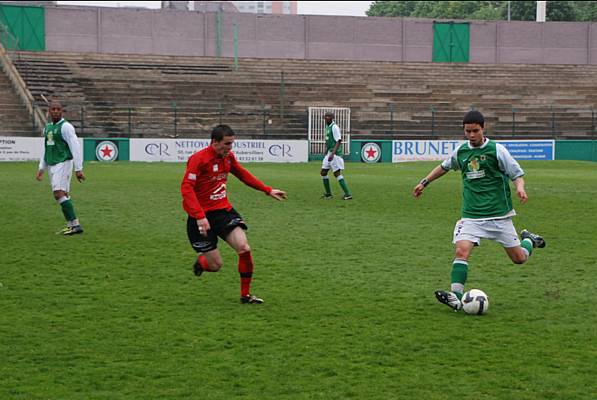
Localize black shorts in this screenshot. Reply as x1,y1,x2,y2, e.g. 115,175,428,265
187,208,248,253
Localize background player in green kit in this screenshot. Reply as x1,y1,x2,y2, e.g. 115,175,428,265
320,112,352,200
412,110,545,311
36,100,85,235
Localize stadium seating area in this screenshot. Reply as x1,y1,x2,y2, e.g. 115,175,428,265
4,50,597,139
0,68,35,135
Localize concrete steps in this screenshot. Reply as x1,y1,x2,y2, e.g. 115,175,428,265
0,70,37,135
7,50,597,139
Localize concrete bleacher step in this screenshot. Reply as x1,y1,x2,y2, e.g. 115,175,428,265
0,68,38,135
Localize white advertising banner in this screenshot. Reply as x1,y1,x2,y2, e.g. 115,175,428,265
130,138,309,163
392,139,556,162
392,140,465,162
0,137,43,161
0,137,85,162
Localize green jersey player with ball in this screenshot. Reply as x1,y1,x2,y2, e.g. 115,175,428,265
412,110,545,311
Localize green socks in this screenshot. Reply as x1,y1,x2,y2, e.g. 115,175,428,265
337,177,351,196
322,176,331,195
521,238,533,256
450,259,468,299
323,175,351,197
59,198,77,222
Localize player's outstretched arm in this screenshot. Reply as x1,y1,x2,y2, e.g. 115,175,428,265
268,189,287,201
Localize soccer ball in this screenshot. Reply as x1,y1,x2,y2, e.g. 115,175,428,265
462,289,489,315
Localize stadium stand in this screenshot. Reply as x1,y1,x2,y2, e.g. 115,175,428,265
0,68,32,135
4,50,597,139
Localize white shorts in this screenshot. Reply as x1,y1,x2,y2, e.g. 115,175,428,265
321,153,345,172
453,217,521,248
48,160,73,192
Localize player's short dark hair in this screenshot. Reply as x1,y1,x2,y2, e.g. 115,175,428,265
324,112,334,118
211,124,235,141
463,110,484,128
49,99,63,108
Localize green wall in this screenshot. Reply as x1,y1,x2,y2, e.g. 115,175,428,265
0,4,45,51
433,22,470,63
555,140,597,162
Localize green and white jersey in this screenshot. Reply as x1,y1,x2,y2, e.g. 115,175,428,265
38,118,83,170
441,138,524,220
325,122,342,155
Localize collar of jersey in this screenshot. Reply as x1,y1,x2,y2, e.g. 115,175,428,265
50,118,65,126
469,137,489,149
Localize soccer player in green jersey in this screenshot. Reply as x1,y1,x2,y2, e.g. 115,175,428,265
36,100,85,235
320,112,352,200
412,110,545,311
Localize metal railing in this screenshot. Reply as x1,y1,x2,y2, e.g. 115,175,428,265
24,100,597,141
356,104,597,139
34,101,291,139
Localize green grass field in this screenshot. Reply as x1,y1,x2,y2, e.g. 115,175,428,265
1,160,595,399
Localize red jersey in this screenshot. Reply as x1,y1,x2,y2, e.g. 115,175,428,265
181,145,272,219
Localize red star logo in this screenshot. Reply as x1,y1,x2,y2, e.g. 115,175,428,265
101,145,113,158
366,146,377,159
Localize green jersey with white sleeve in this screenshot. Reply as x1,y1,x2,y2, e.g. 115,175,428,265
39,118,83,171
441,138,524,219
325,122,342,155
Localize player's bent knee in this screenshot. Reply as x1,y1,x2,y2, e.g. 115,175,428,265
237,244,251,254
207,260,223,271
508,251,527,265
53,191,67,201
512,256,527,265
454,249,470,260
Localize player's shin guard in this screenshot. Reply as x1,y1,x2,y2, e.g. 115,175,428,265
336,175,351,196
521,238,533,257
238,251,254,297
450,259,468,300
58,196,77,222
322,176,331,196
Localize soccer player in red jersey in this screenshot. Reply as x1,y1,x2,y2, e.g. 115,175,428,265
181,125,287,304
